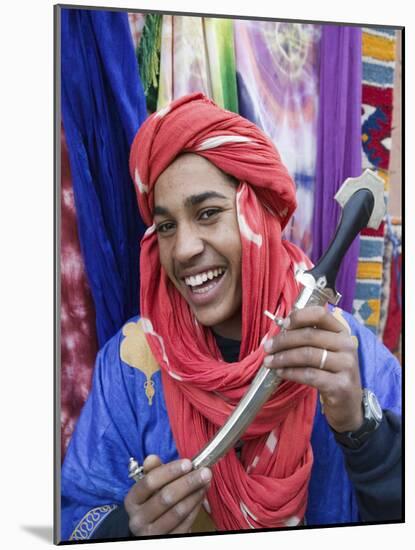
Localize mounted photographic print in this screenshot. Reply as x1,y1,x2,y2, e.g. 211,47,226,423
54,3,403,544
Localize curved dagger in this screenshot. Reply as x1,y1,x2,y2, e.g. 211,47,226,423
191,169,385,469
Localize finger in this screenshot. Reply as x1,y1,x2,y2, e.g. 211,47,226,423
284,306,347,334
143,467,211,523
125,458,193,509
169,500,204,534
148,487,206,536
273,364,333,392
128,467,211,532
266,327,355,355
265,347,354,374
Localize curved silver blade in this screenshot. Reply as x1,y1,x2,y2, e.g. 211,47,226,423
192,365,280,469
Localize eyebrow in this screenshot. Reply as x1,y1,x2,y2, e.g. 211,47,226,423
153,191,229,217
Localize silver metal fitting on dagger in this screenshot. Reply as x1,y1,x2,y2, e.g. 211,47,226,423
128,457,145,482
294,270,342,310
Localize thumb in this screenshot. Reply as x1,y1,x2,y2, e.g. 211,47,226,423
143,454,163,474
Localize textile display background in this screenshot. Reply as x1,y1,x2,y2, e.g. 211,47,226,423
234,21,320,257
60,9,148,456
380,219,402,359
60,11,402,460
128,12,145,49
311,25,363,313
60,125,98,456
139,16,364,311
352,28,397,334
157,16,239,112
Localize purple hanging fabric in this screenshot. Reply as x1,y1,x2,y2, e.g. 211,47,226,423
311,25,362,312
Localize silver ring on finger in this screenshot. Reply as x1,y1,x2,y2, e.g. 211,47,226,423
319,348,328,370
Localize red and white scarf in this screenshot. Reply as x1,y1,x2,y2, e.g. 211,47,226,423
129,93,317,530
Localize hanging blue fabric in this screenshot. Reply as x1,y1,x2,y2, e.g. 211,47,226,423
61,8,148,346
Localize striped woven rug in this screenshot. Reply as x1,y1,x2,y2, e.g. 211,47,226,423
352,28,397,334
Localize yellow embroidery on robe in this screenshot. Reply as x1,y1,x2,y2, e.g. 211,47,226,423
120,319,160,405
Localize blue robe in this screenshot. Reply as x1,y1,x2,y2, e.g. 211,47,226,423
60,309,401,540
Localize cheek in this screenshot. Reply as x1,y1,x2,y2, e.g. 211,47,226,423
217,229,242,286
228,223,242,272
157,241,173,276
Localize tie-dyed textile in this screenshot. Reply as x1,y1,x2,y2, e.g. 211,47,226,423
234,20,321,256
60,126,98,457
157,15,238,112
311,26,363,313
353,28,397,334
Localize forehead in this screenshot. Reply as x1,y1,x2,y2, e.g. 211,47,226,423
154,154,236,205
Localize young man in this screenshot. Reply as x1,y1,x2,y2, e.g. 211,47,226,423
61,93,401,541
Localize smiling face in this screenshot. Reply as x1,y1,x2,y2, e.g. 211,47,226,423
153,154,243,340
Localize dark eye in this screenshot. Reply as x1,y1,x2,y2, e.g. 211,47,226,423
199,208,220,220
156,221,175,234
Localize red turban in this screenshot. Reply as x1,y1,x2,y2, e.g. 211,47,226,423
129,93,317,530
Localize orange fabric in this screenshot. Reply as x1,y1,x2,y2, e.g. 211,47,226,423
129,93,317,530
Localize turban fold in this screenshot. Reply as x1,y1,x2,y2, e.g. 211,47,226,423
129,93,317,530
130,93,296,228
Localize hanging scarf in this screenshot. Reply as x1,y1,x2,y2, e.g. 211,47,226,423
129,92,317,530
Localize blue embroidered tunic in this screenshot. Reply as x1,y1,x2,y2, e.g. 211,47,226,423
60,309,401,541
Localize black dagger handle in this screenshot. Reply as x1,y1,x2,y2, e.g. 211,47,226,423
306,188,375,291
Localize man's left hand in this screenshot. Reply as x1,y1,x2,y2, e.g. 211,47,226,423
264,306,363,433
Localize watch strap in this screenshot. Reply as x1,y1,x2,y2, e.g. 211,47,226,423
331,389,383,449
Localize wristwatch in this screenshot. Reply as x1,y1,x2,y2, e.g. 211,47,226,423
332,389,383,449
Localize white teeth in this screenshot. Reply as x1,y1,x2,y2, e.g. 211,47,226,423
184,267,225,287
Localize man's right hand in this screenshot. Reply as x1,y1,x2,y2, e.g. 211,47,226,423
124,454,212,536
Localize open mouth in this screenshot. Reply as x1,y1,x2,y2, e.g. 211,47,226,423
184,267,226,294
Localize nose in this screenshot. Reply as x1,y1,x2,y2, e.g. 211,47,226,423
173,223,205,264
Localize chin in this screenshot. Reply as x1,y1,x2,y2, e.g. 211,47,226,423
193,308,227,328
195,305,242,340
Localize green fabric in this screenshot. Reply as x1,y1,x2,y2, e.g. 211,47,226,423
137,14,162,113
205,18,239,113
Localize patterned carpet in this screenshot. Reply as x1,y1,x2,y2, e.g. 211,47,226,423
352,28,397,335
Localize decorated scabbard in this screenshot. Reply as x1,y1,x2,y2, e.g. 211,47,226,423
191,169,385,470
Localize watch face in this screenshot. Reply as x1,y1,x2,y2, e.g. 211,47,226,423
367,390,383,422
